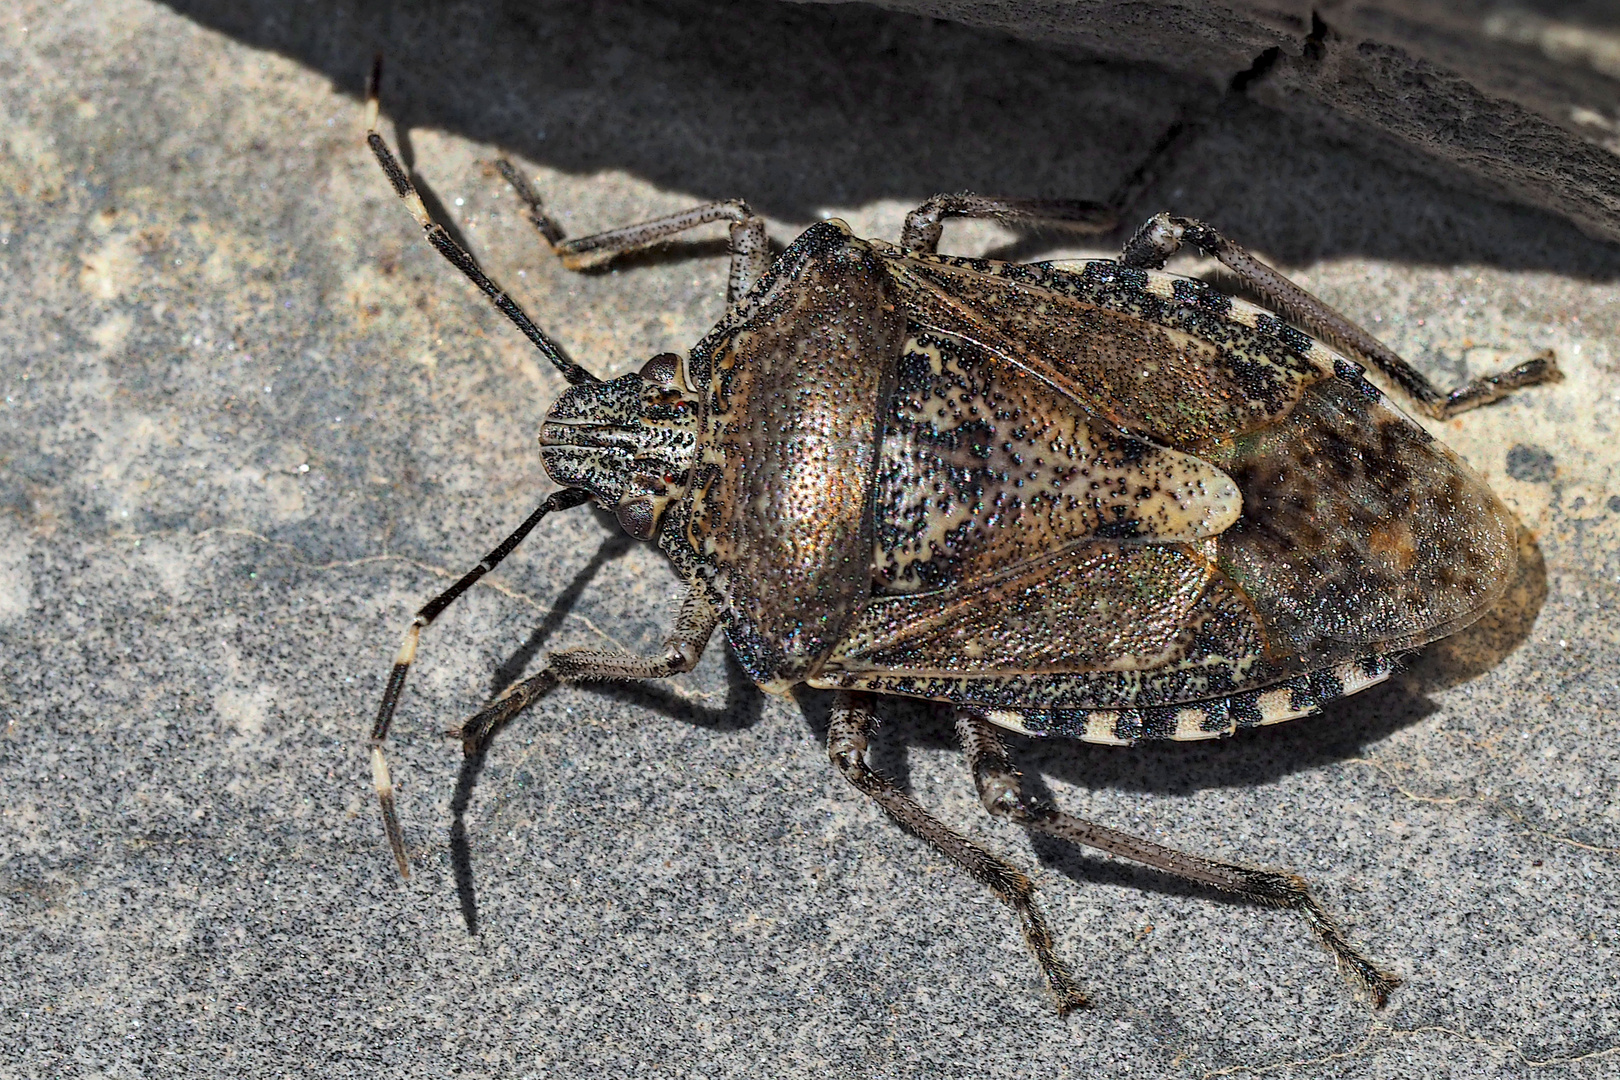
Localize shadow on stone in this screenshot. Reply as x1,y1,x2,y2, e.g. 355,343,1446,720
489,523,637,699
157,0,1620,279
450,736,492,934
576,650,765,734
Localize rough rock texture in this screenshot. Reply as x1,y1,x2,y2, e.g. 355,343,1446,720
812,0,1620,245
1,1,1617,1076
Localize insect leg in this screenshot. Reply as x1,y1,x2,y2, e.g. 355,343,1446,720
369,487,593,877
1117,212,1560,418
364,58,596,387
900,194,1115,255
452,584,720,753
955,712,1402,1007
494,160,768,305
898,104,1212,255
827,692,1089,1013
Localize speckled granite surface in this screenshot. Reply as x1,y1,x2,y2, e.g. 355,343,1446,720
1,2,1616,1076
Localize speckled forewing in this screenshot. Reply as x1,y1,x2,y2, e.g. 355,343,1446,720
811,250,1515,743
877,245,1341,450
833,542,1218,674
681,220,904,687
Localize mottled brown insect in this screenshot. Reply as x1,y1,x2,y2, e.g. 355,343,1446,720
361,71,1557,1012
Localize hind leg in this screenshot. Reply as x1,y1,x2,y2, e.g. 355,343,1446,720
956,711,1401,1006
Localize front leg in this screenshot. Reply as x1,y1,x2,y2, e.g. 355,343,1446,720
1119,212,1560,418
495,161,769,304
454,584,720,753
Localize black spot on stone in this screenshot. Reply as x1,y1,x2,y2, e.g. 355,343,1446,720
1505,444,1556,483
1608,495,1620,514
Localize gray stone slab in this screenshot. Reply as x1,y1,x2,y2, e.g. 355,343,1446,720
2,1,1617,1076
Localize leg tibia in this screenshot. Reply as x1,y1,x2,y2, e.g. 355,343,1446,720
1118,212,1560,419
901,193,1115,254
957,712,1401,1007
454,585,719,753
538,199,770,304
829,694,1089,1013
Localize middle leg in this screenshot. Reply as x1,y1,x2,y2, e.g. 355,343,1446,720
1118,212,1560,418
900,193,1116,255
896,110,1211,255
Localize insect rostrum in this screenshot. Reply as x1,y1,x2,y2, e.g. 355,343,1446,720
363,76,1557,1014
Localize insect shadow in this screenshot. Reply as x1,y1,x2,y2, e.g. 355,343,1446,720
1400,524,1549,694
454,514,1546,933
386,124,477,264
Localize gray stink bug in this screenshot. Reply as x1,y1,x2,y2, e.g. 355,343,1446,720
361,71,1558,1012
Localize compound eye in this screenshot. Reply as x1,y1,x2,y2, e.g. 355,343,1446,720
615,497,658,541
640,352,680,386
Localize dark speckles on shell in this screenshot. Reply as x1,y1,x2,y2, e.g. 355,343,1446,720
683,221,906,686
1199,697,1233,733
868,327,1242,595
1079,260,1149,292
1172,277,1233,317
972,655,1395,745
1140,706,1182,740
1334,356,1383,402
1295,666,1345,711
541,216,1516,744
878,246,1334,450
